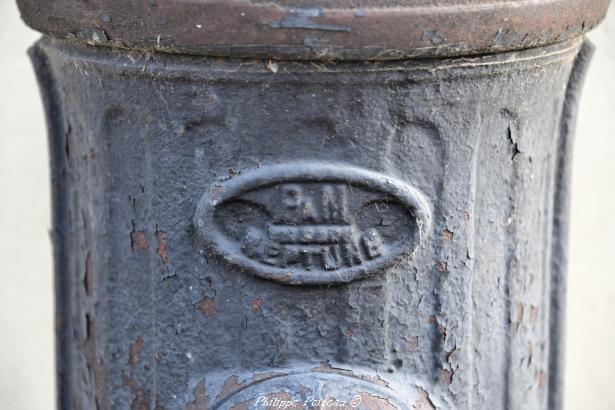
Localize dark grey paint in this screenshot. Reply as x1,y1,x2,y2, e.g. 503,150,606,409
30,36,590,409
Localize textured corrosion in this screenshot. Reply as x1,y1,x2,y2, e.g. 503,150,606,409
17,0,609,60
29,35,593,408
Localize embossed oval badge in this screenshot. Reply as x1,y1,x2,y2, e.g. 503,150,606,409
194,163,431,285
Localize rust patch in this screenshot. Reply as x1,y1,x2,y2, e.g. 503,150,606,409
538,370,546,390
196,297,217,316
84,315,109,409
84,315,96,367
529,305,538,322
445,347,457,363
413,388,436,410
364,375,391,388
428,315,446,336
123,373,151,410
270,273,293,283
311,362,390,389
442,229,454,241
299,385,314,398
156,231,169,265
129,337,145,369
251,298,263,313
441,369,453,384
527,342,534,367
94,358,109,410
230,392,292,410
186,379,210,410
217,376,247,402
358,392,398,410
55,312,64,333
346,327,353,337
512,302,524,332
131,228,149,251
84,251,94,295
266,391,293,406
436,261,448,272
409,336,419,351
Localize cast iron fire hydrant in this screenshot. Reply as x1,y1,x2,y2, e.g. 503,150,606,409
17,0,610,409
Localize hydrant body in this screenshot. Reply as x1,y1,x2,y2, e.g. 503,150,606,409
19,0,609,408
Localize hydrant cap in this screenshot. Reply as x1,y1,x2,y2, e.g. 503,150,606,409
17,0,611,60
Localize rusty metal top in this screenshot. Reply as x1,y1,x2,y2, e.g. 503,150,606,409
18,0,610,60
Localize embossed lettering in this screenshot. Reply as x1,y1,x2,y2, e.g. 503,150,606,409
195,163,432,284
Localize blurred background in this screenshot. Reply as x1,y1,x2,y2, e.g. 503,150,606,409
0,1,613,409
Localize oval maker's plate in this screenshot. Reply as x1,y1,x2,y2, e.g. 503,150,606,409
194,163,431,285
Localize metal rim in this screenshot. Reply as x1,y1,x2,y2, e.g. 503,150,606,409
17,0,610,60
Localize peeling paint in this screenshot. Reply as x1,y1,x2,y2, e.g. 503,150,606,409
218,376,247,402
358,391,398,410
413,387,436,410
76,28,109,45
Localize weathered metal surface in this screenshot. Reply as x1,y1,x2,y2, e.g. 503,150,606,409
30,34,592,408
18,0,610,60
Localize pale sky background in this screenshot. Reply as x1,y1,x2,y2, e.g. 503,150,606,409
0,1,613,409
